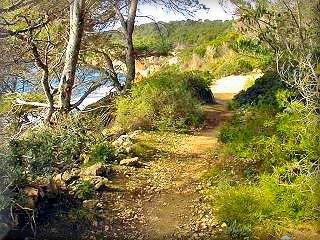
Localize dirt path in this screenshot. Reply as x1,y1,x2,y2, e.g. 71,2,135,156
94,77,249,239
96,102,232,240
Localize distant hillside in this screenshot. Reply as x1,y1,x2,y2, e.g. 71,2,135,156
133,19,233,55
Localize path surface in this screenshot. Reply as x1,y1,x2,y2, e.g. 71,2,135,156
95,75,250,239
99,104,231,240
34,75,253,240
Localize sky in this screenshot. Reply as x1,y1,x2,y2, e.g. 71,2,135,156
136,0,235,25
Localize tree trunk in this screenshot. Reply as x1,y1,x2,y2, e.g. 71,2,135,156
125,38,136,89
114,0,138,90
41,68,55,123
124,0,138,89
102,51,123,91
59,0,85,114
30,42,54,123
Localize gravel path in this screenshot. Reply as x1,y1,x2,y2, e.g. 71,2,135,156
84,77,248,240
93,103,232,240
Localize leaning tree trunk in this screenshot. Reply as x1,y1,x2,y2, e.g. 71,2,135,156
59,0,85,114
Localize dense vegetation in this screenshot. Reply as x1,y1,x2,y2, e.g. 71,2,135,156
206,74,319,239
1,0,320,239
116,70,213,132
134,19,233,55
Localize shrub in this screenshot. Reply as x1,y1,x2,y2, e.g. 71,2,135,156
89,142,115,164
219,101,319,173
210,174,318,237
0,92,47,130
9,116,100,181
207,74,320,238
115,70,210,132
74,181,95,199
233,73,299,109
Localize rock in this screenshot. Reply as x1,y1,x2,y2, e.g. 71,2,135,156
82,176,109,190
23,187,39,208
281,235,292,240
80,164,111,177
221,222,227,228
120,157,140,166
112,134,129,147
129,130,142,139
62,168,80,184
51,173,66,191
83,200,99,209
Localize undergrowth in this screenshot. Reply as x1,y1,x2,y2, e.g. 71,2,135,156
115,70,214,132
206,74,320,239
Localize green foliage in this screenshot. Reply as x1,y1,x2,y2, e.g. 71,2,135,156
134,20,233,54
115,70,211,132
208,53,261,79
233,73,299,109
209,31,239,47
74,181,95,199
9,116,99,180
89,142,115,164
0,154,16,211
226,221,252,240
210,174,318,238
220,99,318,173
207,74,320,238
0,92,46,117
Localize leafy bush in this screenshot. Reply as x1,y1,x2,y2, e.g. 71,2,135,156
74,181,95,199
0,92,47,130
233,73,299,109
219,101,319,173
207,75,320,238
9,116,100,180
210,174,318,238
89,142,115,164
115,70,211,132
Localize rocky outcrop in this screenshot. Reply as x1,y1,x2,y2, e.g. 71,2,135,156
50,164,111,197
49,130,144,197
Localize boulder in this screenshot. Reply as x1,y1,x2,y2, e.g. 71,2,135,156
51,173,66,191
120,157,140,166
62,168,80,184
50,169,80,194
